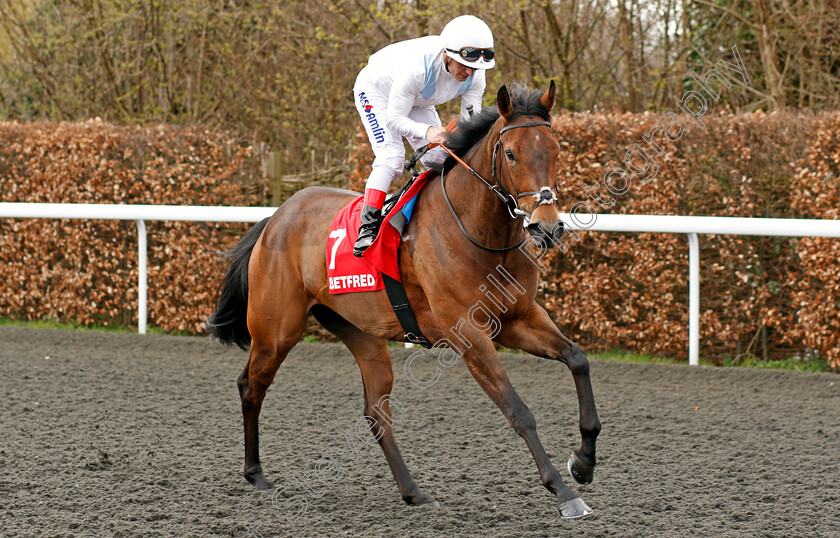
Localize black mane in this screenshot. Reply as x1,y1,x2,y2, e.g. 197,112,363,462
442,84,551,173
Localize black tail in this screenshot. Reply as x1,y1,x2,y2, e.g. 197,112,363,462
206,217,270,350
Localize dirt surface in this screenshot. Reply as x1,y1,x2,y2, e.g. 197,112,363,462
2,326,839,537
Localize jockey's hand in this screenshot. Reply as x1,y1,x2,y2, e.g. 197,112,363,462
426,126,448,145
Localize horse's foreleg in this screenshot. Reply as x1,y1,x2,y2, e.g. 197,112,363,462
459,335,593,518
496,304,601,486
355,343,439,507
311,305,438,507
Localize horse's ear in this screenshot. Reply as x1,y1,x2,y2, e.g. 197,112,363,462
540,80,556,112
497,85,513,119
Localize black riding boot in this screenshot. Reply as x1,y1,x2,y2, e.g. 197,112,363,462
353,204,382,257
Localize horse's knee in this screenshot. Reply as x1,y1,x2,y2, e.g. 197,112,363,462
368,370,394,398
508,402,537,437
360,413,393,445
564,344,590,376
364,392,392,418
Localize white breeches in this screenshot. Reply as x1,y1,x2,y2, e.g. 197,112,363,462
353,84,447,193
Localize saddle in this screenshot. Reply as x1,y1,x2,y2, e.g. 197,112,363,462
326,170,437,347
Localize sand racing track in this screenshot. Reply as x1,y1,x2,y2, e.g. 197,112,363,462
1,326,838,537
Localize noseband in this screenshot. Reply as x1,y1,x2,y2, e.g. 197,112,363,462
440,120,554,252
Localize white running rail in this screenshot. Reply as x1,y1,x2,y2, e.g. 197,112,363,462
0,203,275,338
2,202,839,365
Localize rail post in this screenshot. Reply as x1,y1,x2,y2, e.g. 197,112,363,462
136,219,147,334
688,233,700,366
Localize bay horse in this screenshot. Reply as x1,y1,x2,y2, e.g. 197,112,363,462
207,81,601,518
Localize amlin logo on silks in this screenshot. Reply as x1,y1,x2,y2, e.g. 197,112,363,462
358,92,385,143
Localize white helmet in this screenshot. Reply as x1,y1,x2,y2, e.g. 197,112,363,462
440,15,495,70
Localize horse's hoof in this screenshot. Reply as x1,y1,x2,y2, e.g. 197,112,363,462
567,452,594,485
404,491,439,508
245,468,274,491
558,497,594,519
254,478,274,491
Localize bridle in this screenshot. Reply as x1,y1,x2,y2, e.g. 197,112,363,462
440,120,558,252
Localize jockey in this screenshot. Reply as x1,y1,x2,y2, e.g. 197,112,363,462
352,15,496,256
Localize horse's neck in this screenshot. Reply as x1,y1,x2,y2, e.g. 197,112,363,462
443,131,523,250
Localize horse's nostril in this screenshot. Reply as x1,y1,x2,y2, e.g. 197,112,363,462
526,222,563,249
526,223,547,235
526,226,553,249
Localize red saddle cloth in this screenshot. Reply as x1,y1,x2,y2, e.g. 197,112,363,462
326,170,434,294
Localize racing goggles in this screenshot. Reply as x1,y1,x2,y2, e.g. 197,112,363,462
446,47,495,62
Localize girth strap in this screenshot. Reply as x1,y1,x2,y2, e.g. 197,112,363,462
382,274,433,348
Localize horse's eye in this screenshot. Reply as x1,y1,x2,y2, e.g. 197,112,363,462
505,149,515,161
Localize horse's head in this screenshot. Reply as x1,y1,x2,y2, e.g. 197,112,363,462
495,81,563,249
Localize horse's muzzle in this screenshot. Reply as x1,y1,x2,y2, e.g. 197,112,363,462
526,221,564,249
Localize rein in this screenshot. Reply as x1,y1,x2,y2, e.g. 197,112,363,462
439,120,553,252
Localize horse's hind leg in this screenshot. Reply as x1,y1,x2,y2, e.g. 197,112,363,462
239,287,309,490
310,305,438,507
